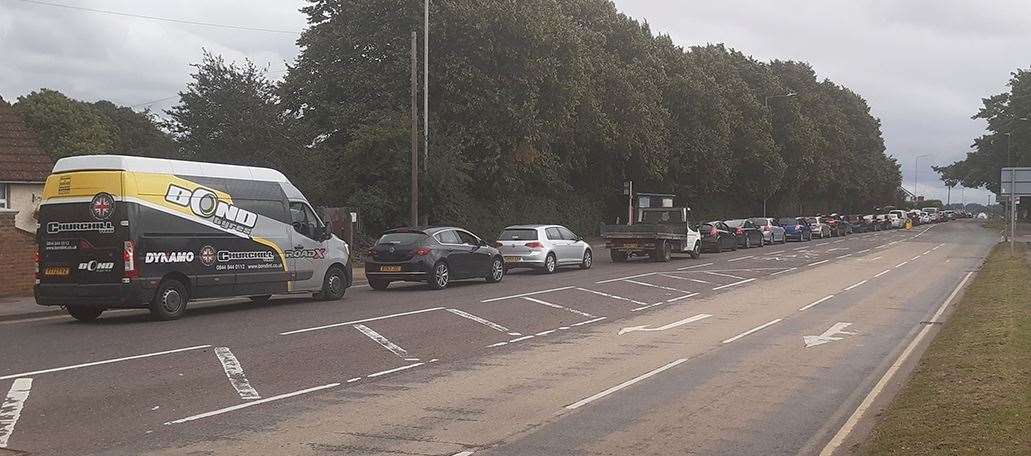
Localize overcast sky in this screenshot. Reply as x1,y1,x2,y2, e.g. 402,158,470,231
2,0,1026,205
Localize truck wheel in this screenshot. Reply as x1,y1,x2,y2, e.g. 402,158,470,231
689,241,700,259
652,241,672,262
610,250,628,263
67,306,103,322
150,279,188,321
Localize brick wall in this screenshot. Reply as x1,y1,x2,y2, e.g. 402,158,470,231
0,211,36,297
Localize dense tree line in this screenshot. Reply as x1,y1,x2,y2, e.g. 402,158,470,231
14,0,902,239
936,69,1031,197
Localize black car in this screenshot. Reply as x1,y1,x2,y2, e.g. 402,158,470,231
365,227,505,290
699,222,738,252
724,219,765,248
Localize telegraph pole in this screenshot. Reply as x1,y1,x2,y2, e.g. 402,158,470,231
410,32,419,226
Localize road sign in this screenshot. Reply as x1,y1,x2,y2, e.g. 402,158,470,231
803,322,857,348
1000,167,1031,196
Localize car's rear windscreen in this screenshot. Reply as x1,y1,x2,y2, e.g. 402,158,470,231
499,229,538,241
377,232,427,246
777,218,798,225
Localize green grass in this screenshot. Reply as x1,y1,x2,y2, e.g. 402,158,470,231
858,243,1031,455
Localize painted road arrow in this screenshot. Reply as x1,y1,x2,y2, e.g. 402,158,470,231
803,322,857,348
618,314,712,335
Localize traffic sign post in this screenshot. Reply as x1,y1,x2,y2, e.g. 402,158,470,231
1001,167,1031,254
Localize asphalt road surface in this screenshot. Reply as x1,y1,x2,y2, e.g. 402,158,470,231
0,220,995,455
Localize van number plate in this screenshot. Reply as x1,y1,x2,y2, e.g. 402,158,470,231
44,267,70,276
379,266,402,272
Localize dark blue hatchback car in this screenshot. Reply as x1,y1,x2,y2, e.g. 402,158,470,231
776,217,813,241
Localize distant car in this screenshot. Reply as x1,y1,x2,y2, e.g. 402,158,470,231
750,217,787,244
366,226,505,290
820,214,847,236
777,217,813,241
887,213,902,228
874,214,892,230
495,225,592,273
700,221,739,252
724,219,765,248
845,214,868,232
805,216,831,238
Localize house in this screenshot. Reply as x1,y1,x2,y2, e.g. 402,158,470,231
0,95,55,233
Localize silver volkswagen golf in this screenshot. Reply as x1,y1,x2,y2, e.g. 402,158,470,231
494,225,593,273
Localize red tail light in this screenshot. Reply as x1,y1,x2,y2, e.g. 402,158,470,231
123,240,138,279
525,241,544,250
763,225,771,231
735,228,744,236
414,247,431,256
795,225,803,231
33,246,40,280
709,227,718,237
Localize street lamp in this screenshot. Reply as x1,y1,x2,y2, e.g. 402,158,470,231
913,154,932,201
764,92,797,108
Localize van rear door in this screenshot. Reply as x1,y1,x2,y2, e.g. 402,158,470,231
37,171,128,286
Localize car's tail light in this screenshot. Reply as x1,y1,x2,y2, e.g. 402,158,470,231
735,228,744,236
795,224,803,231
525,241,544,250
493,241,503,248
414,247,431,256
709,227,718,237
123,240,138,279
763,225,770,231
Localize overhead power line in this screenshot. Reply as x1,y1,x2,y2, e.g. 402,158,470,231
10,0,300,35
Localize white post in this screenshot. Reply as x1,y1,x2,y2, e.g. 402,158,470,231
1011,169,1017,254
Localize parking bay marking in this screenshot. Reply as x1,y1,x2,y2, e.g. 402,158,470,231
280,307,446,335
623,279,692,294
712,278,756,291
676,262,715,271
481,286,574,302
354,324,415,360
213,347,260,400
702,271,746,280
0,344,212,380
618,313,712,335
575,287,650,306
165,382,341,425
0,378,32,448
727,255,754,262
658,274,710,284
522,297,595,318
769,267,798,276
447,308,520,336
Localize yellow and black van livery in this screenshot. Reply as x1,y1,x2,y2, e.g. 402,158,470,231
35,155,352,321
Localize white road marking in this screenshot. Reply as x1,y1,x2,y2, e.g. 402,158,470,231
624,279,691,294
0,345,211,380
799,295,835,311
165,383,340,425
658,273,709,284
767,250,786,254
535,330,556,336
856,249,871,254
481,286,574,302
367,361,426,378
676,262,715,271
595,272,658,284
453,451,476,456
803,322,857,348
922,249,933,255
618,313,711,335
0,378,32,448
522,297,595,318
570,317,607,326
813,242,831,247
446,309,515,334
843,280,868,291
910,255,921,261
354,324,411,359
630,302,664,312
932,242,945,250
346,377,361,383
280,307,445,335
565,358,688,410
721,319,782,344
213,347,260,400
769,267,797,276
727,255,754,262
819,272,974,456
712,278,756,291
508,335,534,343
665,292,700,303
793,246,811,251
874,269,891,278
836,253,853,259
895,261,909,268
575,287,649,306
808,259,830,267
870,256,883,261
703,271,746,280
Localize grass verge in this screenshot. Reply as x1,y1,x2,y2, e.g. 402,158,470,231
858,243,1031,455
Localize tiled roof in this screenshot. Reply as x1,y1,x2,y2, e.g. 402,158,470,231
0,96,55,182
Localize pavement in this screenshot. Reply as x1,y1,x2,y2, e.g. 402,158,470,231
0,220,996,455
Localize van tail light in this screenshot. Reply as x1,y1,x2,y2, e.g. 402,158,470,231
414,247,431,256
525,241,544,250
123,240,138,279
735,228,744,236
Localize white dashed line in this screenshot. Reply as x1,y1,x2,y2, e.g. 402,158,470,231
565,358,688,410
522,297,595,318
922,250,933,255
808,259,830,267
624,279,691,294
354,324,412,360
164,383,340,425
481,287,574,302
676,262,715,271
658,273,710,284
769,267,798,276
0,345,212,380
895,261,908,268
346,377,361,383
727,255,754,262
874,269,891,278
856,249,871,254
630,302,664,312
843,280,868,291
571,317,607,326
0,378,32,448
446,309,515,335
703,271,746,280
665,292,700,303
213,347,260,400
367,361,426,378
799,295,835,311
837,253,853,259
722,319,782,344
911,256,920,261
712,278,756,291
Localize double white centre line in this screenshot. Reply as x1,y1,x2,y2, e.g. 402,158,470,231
0,378,32,448
213,347,260,400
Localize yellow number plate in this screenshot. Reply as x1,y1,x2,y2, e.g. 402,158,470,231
379,266,402,272
622,243,638,249
44,267,70,276
503,256,521,262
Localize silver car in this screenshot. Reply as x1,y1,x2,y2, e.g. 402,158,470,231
750,217,787,244
495,225,593,273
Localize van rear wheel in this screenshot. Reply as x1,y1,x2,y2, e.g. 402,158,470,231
150,279,188,321
67,306,103,322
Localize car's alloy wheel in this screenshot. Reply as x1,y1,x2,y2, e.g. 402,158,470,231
580,250,593,269
430,262,450,289
544,253,557,273
487,257,504,283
